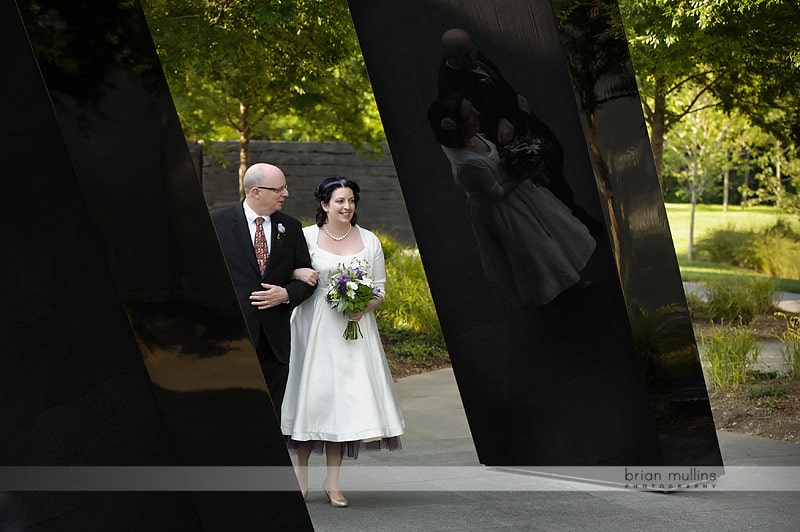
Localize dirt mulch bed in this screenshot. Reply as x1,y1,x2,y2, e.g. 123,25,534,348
708,378,800,444
385,350,451,381
691,313,788,339
693,315,800,444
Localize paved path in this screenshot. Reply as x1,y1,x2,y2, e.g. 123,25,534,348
304,369,800,531
304,285,800,530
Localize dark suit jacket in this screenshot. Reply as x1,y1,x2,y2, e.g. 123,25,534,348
438,53,575,207
211,203,315,364
438,53,525,144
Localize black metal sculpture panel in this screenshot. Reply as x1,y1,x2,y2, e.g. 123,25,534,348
347,0,722,467
1,0,311,528
554,0,722,465
0,0,724,525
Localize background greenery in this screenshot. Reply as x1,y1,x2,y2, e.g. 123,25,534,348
372,203,800,368
666,204,800,390
143,1,799,208
373,232,447,362
665,203,800,292
139,2,800,365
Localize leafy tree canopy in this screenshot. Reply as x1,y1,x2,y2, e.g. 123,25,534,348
621,0,800,145
691,0,800,145
142,0,384,148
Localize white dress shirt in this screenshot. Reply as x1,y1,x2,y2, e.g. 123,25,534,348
243,201,271,253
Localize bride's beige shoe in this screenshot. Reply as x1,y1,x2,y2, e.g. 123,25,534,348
323,481,349,508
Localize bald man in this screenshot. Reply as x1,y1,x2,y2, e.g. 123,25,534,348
438,28,599,232
438,28,526,146
211,163,316,419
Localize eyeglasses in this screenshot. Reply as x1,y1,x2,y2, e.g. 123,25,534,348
256,185,289,193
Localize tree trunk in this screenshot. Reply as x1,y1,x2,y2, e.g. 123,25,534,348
587,114,622,277
723,167,730,212
238,101,251,199
688,158,699,261
743,149,751,193
649,76,667,184
688,188,697,261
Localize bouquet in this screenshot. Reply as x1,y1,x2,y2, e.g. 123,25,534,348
498,134,551,186
325,259,383,340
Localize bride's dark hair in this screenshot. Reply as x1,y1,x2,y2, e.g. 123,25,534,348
427,92,466,148
314,176,360,227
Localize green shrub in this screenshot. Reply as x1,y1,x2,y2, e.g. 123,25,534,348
382,329,442,359
695,226,756,265
374,231,446,358
776,312,800,379
704,276,776,323
748,221,800,279
628,301,695,384
746,384,789,401
695,220,800,279
685,291,709,320
701,323,760,391
763,218,800,241
374,230,403,260
746,383,789,410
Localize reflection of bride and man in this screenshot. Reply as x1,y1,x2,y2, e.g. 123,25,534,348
429,28,597,307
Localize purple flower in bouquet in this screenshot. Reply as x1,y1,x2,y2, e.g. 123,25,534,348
336,275,349,293
326,259,382,340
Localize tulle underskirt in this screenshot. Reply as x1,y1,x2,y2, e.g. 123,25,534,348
285,436,402,460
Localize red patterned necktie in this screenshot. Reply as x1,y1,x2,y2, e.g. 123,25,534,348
254,216,269,275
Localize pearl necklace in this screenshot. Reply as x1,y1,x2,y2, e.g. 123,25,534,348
323,224,352,241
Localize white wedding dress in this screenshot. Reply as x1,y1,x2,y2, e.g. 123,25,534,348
280,225,404,457
441,135,596,307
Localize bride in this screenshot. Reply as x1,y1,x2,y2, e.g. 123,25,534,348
282,176,404,507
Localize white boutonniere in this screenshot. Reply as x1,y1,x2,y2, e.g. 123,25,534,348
277,223,286,240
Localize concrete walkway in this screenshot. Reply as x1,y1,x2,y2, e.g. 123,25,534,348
304,368,800,531
303,285,800,530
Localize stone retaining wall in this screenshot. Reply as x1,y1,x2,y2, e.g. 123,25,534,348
190,141,415,243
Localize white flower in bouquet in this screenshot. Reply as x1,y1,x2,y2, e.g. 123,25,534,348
326,259,383,340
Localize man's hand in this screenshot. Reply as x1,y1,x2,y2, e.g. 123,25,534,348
496,118,515,146
250,283,289,310
517,94,530,113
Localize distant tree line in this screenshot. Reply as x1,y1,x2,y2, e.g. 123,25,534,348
143,0,799,215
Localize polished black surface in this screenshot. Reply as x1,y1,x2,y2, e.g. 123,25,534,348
553,0,722,465
348,0,721,466
1,1,198,527
3,0,312,528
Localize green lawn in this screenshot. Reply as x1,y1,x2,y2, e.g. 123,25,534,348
664,203,800,292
